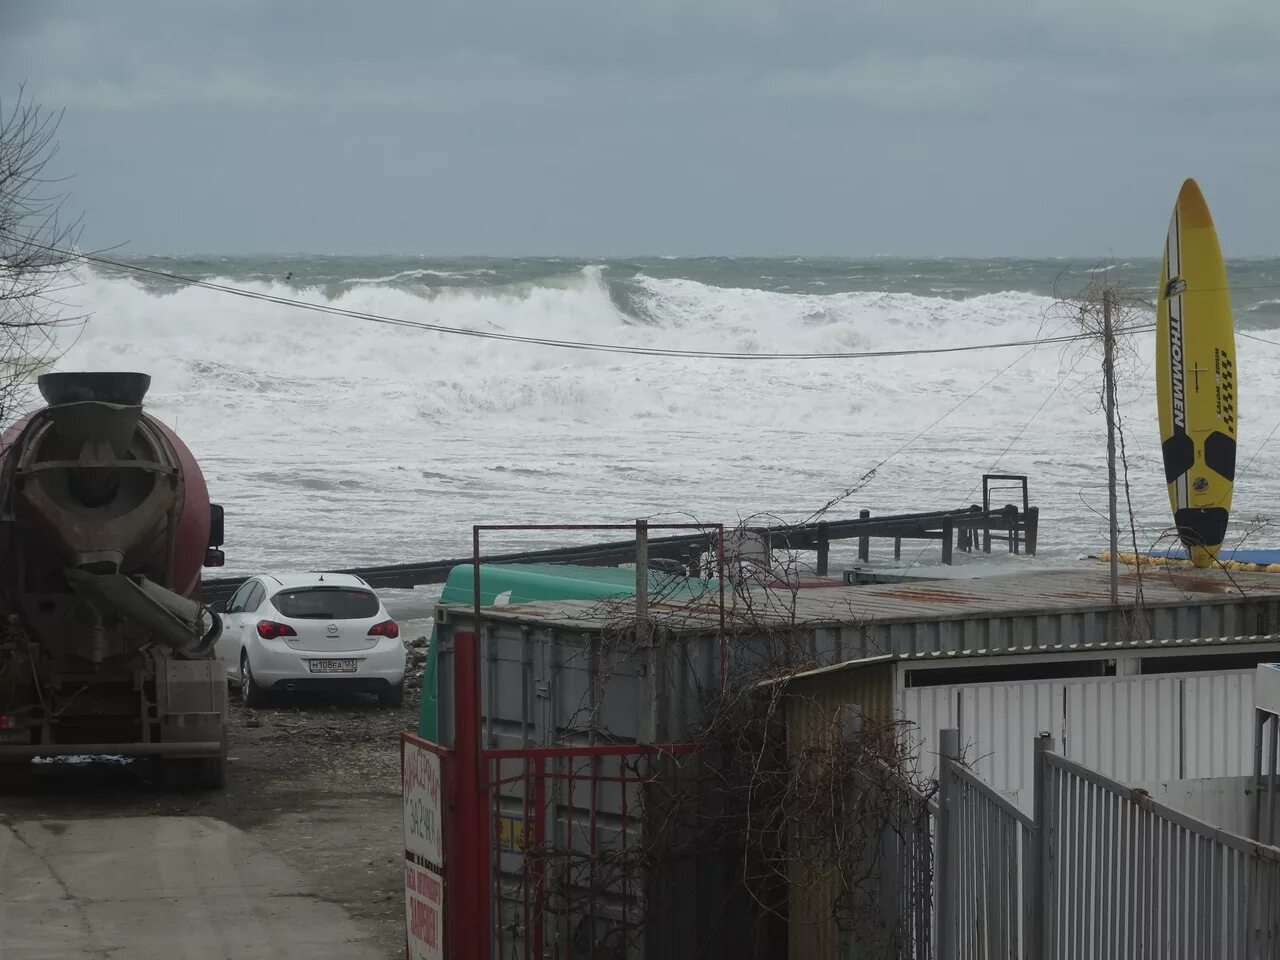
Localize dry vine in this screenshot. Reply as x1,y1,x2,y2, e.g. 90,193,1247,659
491,518,938,959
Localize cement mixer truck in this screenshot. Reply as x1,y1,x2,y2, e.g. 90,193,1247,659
0,372,229,789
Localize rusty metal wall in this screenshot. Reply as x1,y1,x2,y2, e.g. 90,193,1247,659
853,592,1280,659
783,662,897,960
451,571,1280,676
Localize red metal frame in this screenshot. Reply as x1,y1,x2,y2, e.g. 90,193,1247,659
423,624,709,959
487,743,703,960
422,522,725,959
452,629,490,960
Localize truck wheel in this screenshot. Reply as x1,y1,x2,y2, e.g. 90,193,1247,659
378,682,404,709
240,653,268,708
158,728,227,791
193,754,227,789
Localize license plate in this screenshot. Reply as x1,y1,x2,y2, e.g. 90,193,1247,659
308,659,358,674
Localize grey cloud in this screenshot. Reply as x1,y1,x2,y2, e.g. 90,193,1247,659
3,0,1278,254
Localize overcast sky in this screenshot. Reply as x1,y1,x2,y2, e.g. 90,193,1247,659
3,0,1278,257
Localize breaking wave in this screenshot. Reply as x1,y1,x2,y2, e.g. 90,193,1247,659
38,260,1280,576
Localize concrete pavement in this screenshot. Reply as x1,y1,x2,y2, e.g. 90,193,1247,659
0,815,387,960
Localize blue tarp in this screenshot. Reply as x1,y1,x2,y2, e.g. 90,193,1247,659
1147,546,1280,565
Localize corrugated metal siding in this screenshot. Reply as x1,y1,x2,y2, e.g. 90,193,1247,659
905,681,1060,810
1064,675,1181,782
902,685,958,781
785,662,894,960
461,570,1280,659
436,620,721,749
1184,671,1256,778
961,680,1061,807
901,668,1259,815
858,598,1280,659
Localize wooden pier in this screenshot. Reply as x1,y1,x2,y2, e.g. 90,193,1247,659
202,474,1038,606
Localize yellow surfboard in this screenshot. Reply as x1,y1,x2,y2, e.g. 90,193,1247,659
1156,179,1237,567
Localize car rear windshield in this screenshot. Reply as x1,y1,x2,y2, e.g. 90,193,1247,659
271,587,380,620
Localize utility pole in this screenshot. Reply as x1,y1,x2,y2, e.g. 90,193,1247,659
1103,290,1120,610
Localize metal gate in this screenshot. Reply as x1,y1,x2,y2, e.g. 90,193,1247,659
488,743,707,960
935,726,1280,959
404,630,715,960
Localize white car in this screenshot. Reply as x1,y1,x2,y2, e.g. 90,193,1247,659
214,572,406,708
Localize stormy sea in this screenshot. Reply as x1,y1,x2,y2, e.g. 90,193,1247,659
49,255,1280,607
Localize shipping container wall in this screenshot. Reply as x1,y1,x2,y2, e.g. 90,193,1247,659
435,619,722,749
435,618,738,960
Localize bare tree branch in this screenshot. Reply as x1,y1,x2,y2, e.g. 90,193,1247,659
0,84,85,425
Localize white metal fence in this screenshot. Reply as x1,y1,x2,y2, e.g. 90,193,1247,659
936,728,1036,960
1039,742,1280,959
932,727,1280,960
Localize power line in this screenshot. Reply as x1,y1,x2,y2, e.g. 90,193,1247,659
1240,416,1280,481
49,244,1155,363
1241,331,1280,348
804,317,1081,521
898,343,1090,572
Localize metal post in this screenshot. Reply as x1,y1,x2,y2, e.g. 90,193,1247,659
685,547,702,577
1268,713,1278,847
1033,733,1054,960
1025,506,1039,556
816,520,830,576
472,525,483,646
942,517,954,565
453,629,490,960
716,525,727,692
1253,709,1266,842
636,519,660,743
982,476,992,553
635,518,649,625
858,509,870,562
937,727,961,960
1103,290,1119,609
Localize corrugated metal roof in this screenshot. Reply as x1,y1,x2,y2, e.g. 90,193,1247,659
441,566,1280,632
756,632,1280,686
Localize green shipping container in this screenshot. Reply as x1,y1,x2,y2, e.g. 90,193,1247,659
418,563,715,740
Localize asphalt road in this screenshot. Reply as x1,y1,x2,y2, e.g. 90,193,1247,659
1,815,385,960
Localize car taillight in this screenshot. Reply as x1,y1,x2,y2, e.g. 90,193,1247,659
369,619,399,639
0,714,10,731
257,620,297,640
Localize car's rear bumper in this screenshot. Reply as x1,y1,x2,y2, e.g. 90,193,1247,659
248,637,406,688
262,676,397,694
